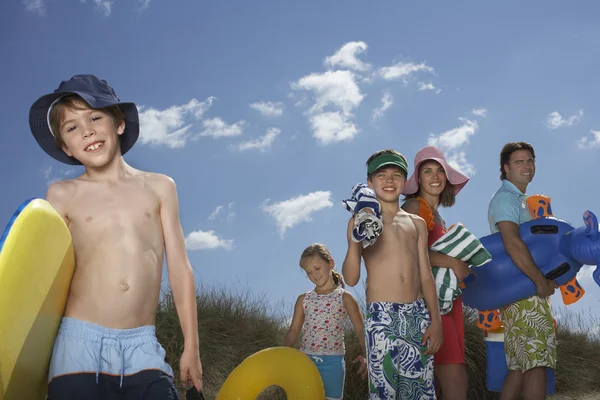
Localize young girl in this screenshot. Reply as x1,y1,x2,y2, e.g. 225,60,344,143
401,146,471,400
284,243,367,400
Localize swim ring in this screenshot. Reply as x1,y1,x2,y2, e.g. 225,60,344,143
216,346,325,400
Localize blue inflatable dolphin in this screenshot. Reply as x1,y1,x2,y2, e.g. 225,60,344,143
461,210,600,312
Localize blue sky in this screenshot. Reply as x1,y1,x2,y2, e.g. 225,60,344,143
1,1,599,333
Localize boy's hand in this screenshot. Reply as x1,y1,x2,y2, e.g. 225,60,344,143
180,347,203,392
422,321,443,355
352,355,368,378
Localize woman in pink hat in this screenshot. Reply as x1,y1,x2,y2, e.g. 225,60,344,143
401,145,471,400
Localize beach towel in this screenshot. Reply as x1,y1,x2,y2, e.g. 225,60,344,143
342,183,382,248
430,223,492,314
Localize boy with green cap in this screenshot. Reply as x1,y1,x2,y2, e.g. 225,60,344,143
28,74,202,399
342,149,443,399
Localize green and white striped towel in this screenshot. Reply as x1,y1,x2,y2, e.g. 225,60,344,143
430,223,492,315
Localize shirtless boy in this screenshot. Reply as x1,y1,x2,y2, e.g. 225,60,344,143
342,149,443,400
28,74,202,399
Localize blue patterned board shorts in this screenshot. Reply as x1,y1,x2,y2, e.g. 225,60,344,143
305,354,346,400
365,299,436,400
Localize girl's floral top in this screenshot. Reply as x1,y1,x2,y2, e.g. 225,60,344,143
299,286,347,356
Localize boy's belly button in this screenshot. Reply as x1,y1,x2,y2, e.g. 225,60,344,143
120,282,130,291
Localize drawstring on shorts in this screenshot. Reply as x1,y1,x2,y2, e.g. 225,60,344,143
96,335,125,387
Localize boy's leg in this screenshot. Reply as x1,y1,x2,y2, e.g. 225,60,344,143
365,302,397,399
48,373,118,400
122,370,181,400
500,295,556,400
365,301,436,400
119,327,180,399
405,299,436,400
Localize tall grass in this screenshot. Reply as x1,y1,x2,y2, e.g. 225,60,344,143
155,285,600,399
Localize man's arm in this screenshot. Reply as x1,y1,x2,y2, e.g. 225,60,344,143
155,174,202,390
342,216,362,286
283,295,305,347
496,221,554,291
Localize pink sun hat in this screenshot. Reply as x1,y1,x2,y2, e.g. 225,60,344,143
402,145,470,196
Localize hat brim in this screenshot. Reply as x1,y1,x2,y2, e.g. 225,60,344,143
28,91,139,166
402,156,470,196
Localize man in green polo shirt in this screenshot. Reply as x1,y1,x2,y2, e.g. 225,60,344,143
487,142,557,400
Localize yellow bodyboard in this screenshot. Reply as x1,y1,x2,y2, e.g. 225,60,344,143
0,198,75,400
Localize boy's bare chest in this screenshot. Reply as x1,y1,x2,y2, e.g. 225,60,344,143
67,184,160,232
367,214,417,251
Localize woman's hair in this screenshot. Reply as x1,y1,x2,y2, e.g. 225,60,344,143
299,243,345,288
403,160,456,207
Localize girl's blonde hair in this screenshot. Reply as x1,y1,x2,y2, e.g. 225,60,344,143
299,243,345,288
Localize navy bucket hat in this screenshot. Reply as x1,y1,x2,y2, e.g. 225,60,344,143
28,74,139,165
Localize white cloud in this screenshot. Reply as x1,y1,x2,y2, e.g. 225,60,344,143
372,91,393,120
576,130,600,149
576,265,596,281
226,202,235,222
262,191,333,236
208,203,236,222
545,110,583,129
95,0,112,15
446,151,476,176
80,0,112,16
309,112,358,144
42,166,77,185
200,117,245,138
292,70,364,143
417,81,441,94
138,98,214,148
428,118,479,150
208,206,224,220
22,0,45,15
379,62,434,81
136,0,150,12
292,70,364,115
324,41,372,72
42,166,53,180
237,128,280,152
249,101,284,117
472,107,488,117
185,230,233,251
